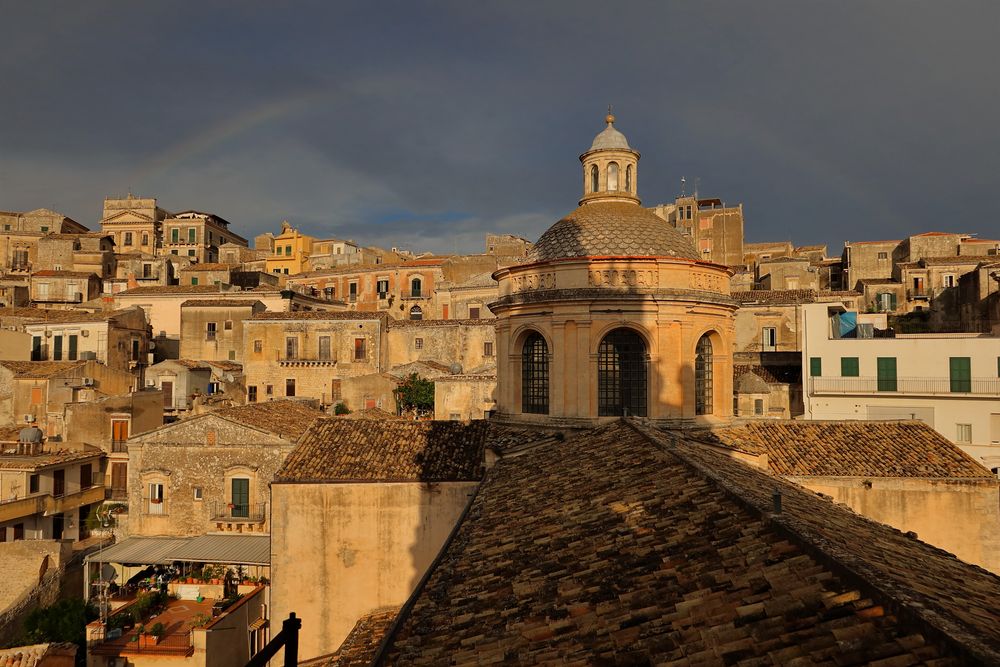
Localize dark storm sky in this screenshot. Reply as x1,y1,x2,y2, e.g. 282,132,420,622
2,1,998,256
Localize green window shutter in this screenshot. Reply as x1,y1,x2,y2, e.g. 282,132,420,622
68,335,78,361
810,357,822,377
950,357,971,393
841,357,859,377
191,277,199,286
876,357,897,391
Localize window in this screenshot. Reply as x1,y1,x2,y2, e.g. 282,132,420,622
285,336,298,360
53,469,65,497
753,399,764,416
29,474,39,494
124,232,133,246
376,279,389,297
171,228,179,243
193,487,203,501
950,357,971,393
224,320,233,331
265,384,273,396
469,306,481,319
695,334,714,415
318,336,332,360
956,423,973,443
228,350,236,360
142,263,152,278
206,322,217,340
31,336,41,361
188,249,196,257
607,162,619,190
521,333,549,414
142,232,149,246
625,165,633,192
53,335,63,361
761,327,776,352
253,339,263,353
409,306,423,320
877,251,888,260
331,379,342,401
231,478,250,518
598,328,647,417
188,228,196,243
590,164,599,193
285,245,292,255
877,292,897,312
348,282,358,302
68,334,78,361
414,337,423,350
81,463,93,488
943,274,956,288
148,482,165,514
841,357,859,377
876,357,897,391
810,357,822,377
40,226,48,233
484,341,494,357
285,378,296,396
354,337,366,361
410,277,422,297
191,277,199,286
686,205,692,219
13,524,23,541
247,386,257,403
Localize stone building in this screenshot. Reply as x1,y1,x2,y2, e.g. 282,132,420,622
742,240,794,272
958,259,1000,333
386,319,495,371
259,220,314,275
650,195,745,267
98,195,170,256
491,114,737,424
756,255,819,290
162,210,248,263
146,359,213,415
28,271,101,308
36,233,115,279
179,299,266,363
177,263,236,287
126,400,324,538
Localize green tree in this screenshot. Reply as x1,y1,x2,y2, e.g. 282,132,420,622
20,598,96,665
394,373,435,416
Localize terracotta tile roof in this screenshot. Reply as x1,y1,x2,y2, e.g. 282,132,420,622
688,421,992,478
302,607,399,666
155,359,210,370
917,256,983,266
795,244,826,252
379,421,1000,664
387,318,492,328
204,360,243,373
339,407,401,420
275,419,488,483
858,278,899,285
732,364,801,385
179,299,263,308
0,643,77,666
912,231,956,237
0,361,87,378
732,289,818,305
30,270,97,278
117,285,231,296
0,449,101,470
848,239,901,246
248,311,385,321
0,307,134,323
0,425,23,442
180,263,236,271
213,400,327,440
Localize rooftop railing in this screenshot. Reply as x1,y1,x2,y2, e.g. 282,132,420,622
809,376,1000,396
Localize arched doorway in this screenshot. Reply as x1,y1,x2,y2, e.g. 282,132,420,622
695,333,714,415
521,332,549,414
409,306,423,320
597,328,647,417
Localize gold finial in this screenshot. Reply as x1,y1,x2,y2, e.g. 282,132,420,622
605,104,615,125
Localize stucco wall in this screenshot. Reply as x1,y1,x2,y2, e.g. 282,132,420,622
270,481,477,660
792,476,1000,575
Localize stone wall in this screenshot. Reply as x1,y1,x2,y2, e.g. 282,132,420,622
386,321,495,372
0,540,73,646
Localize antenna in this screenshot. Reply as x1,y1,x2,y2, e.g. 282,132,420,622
680,176,686,197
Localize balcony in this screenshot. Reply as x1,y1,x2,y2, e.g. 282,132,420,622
277,355,337,368
111,440,129,454
209,501,266,523
907,288,932,300
143,498,167,516
0,494,45,523
401,292,429,300
809,376,1000,397
45,484,106,515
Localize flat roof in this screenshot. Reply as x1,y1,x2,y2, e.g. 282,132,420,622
86,534,271,566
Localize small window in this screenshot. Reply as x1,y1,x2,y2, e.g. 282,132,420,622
376,279,389,297
607,162,619,190
124,232,133,246
415,337,423,350
943,275,956,288
222,320,232,330
410,277,422,297
956,423,973,443
469,306,480,319
841,357,859,377
171,228,179,243
409,306,423,320
590,164,599,192
206,322,217,339
877,357,897,392
625,165,633,192
40,226,48,233
193,487,203,501
191,277,199,286
285,336,298,360
761,327,777,352
265,384,273,396
253,339,263,353
285,378,295,397
228,350,236,360
188,249,196,257
354,337,366,361
809,357,822,377
188,228,196,243
142,232,149,246
248,386,257,403
753,399,764,416
484,341,494,357
950,357,971,393
877,251,888,260
29,474,39,494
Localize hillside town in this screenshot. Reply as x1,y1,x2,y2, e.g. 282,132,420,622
0,112,999,665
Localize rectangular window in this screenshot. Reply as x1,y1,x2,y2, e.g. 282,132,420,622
31,386,43,405
484,341,494,357
354,337,366,361
253,339,263,353
376,279,389,297
469,306,481,319
950,357,972,393
265,384,273,396
877,251,888,260
31,336,42,361
809,357,822,377
191,277,199,286
124,232,133,246
331,379,342,400
956,423,973,443
231,478,250,518
142,263,152,278
171,228,179,243
349,283,358,302
187,249,195,257
876,357,897,392
414,337,423,350
81,463,93,488
285,378,295,397
193,487,203,501
188,228,196,243
224,320,233,330
753,399,764,415
762,327,777,352
247,386,257,403
840,357,859,377
319,336,331,360
13,524,23,541
943,275,955,288
285,245,292,256
52,335,63,361
206,322,217,340
53,469,65,497
67,334,78,361
29,474,39,494
285,337,298,360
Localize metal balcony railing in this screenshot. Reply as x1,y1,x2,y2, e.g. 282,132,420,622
210,501,266,522
111,440,129,454
143,497,167,515
809,376,1000,396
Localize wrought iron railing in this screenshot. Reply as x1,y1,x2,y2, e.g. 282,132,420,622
210,501,266,522
809,376,1000,396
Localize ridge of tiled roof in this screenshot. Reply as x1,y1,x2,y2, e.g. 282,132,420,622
732,289,817,305
387,318,493,328
379,421,1000,664
918,255,983,265
0,448,102,470
275,419,488,483
0,307,136,323
248,311,384,321
688,420,992,478
180,299,263,308
302,607,400,666
848,239,901,246
31,270,97,278
117,285,231,296
0,360,87,378
181,263,237,271
211,400,327,441
857,278,898,285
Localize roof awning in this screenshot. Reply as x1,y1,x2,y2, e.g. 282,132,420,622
165,534,271,566
85,537,191,565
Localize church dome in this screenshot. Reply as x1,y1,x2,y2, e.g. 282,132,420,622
528,201,700,263
589,121,631,151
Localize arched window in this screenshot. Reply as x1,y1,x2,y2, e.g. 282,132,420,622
409,306,423,321
598,328,647,417
607,162,620,191
695,334,714,415
410,277,422,297
521,333,549,414
625,165,633,192
590,164,599,193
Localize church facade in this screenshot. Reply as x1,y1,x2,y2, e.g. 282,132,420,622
490,114,737,424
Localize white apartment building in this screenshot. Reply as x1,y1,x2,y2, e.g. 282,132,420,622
801,303,1000,471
